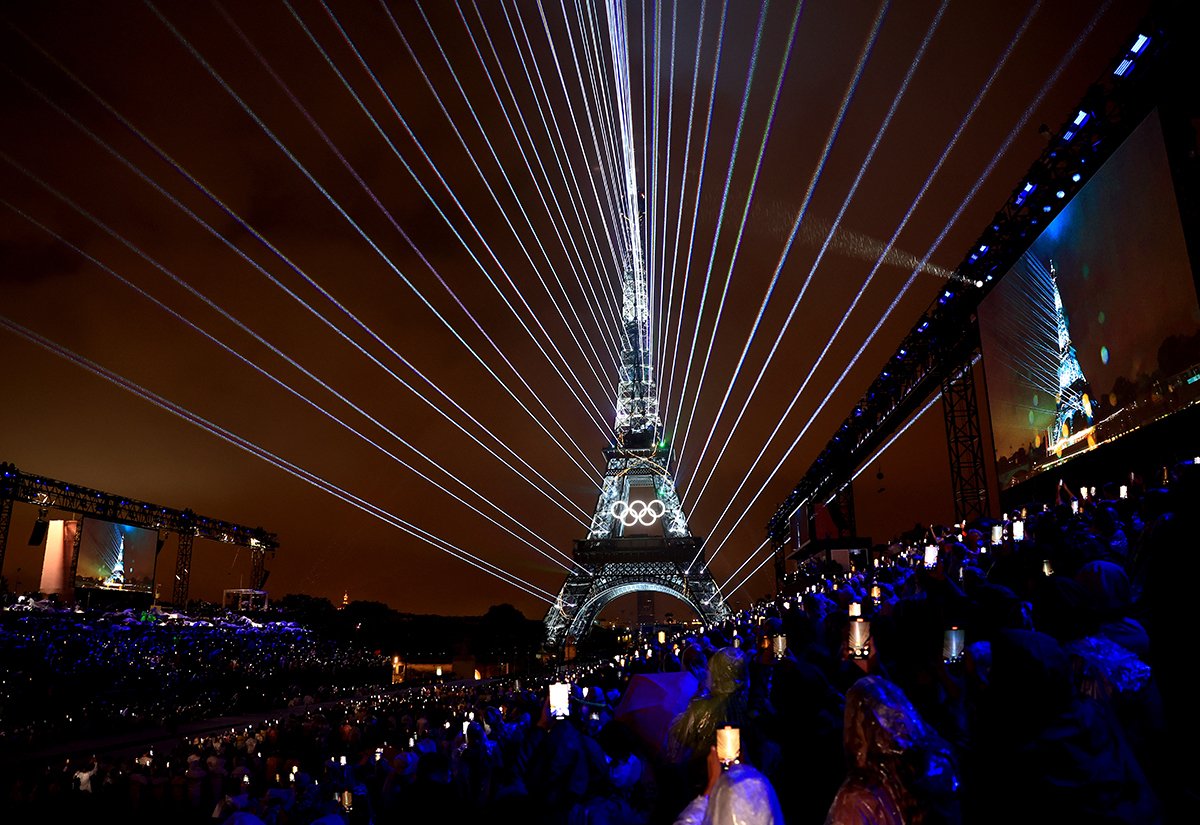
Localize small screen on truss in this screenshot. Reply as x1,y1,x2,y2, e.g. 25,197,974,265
74,518,158,593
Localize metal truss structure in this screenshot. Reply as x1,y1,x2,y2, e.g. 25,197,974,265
941,359,990,524
768,23,1166,548
0,462,277,604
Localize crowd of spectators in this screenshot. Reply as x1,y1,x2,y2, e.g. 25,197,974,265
3,464,1194,823
0,603,388,751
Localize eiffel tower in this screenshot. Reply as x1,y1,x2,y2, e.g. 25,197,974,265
543,212,730,648
1046,259,1095,455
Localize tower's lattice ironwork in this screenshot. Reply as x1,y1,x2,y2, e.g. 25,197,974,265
1047,260,1095,455
544,225,729,647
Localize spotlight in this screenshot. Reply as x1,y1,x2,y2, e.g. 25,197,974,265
1071,173,1082,183
1055,190,1066,199
1042,205,1052,212
1114,34,1150,77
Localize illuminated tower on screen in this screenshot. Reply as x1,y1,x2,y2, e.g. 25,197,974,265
543,3,728,647
1048,259,1095,455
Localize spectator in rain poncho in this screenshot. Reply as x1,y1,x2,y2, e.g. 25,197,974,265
967,630,1158,825
1075,560,1149,661
825,676,961,825
668,648,748,761
674,747,784,825
1031,575,1163,804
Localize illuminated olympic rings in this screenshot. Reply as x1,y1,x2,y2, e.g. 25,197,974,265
610,499,666,527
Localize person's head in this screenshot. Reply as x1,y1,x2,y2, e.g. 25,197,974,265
1074,560,1132,619
971,583,1031,639
1032,576,1096,642
681,643,707,677
705,648,745,697
843,677,933,771
703,762,783,825
1090,505,1120,537
978,629,1073,737
465,721,485,747
842,676,960,820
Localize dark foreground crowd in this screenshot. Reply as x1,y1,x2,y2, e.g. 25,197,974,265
3,465,1196,824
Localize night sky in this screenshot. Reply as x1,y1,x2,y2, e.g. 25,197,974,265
0,0,1153,619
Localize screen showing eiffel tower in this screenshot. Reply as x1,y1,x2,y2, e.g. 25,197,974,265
979,110,1200,490
73,518,158,594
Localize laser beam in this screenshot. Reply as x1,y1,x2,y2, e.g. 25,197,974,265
707,0,1111,572
686,0,945,510
144,0,605,483
0,315,559,604
0,51,594,524
0,186,583,575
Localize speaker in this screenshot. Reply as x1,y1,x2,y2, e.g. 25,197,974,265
27,519,48,546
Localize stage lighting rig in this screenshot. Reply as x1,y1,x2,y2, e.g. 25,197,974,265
0,461,278,604
768,17,1171,548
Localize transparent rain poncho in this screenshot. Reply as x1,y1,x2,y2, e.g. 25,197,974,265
674,763,784,825
825,676,960,825
668,647,747,760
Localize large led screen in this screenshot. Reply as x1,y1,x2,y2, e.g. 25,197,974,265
980,111,1200,490
73,518,158,593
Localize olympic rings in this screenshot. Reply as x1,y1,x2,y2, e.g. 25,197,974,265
610,499,666,527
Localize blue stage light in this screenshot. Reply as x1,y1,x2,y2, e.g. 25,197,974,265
1131,34,1150,55
1073,110,1090,127
1072,172,1082,182
1056,189,1065,198
1042,205,1052,212
1015,182,1035,206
